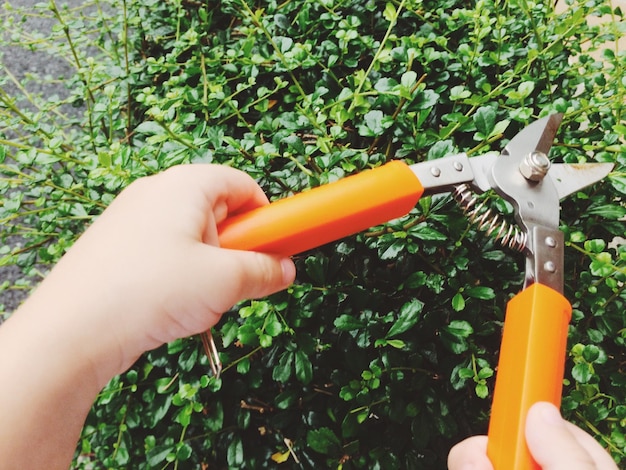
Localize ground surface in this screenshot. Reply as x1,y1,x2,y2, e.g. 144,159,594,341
0,0,81,313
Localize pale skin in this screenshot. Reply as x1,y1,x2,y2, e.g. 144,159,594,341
0,165,296,469
449,404,618,470
0,165,617,469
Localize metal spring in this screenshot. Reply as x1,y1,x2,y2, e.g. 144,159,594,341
452,184,527,252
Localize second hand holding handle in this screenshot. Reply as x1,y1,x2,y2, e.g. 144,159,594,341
218,161,424,256
487,283,572,470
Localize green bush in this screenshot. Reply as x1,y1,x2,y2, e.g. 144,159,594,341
1,0,625,468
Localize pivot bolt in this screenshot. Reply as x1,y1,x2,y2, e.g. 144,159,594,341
519,151,551,182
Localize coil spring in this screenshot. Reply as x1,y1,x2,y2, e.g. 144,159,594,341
452,184,527,252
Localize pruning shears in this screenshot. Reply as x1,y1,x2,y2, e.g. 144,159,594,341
214,114,613,470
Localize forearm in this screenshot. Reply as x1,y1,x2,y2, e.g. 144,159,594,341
0,296,105,469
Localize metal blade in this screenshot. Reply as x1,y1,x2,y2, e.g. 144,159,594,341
408,151,499,195
504,113,564,158
549,162,615,200
467,151,499,193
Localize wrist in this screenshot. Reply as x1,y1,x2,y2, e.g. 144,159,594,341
0,301,106,468
15,273,135,390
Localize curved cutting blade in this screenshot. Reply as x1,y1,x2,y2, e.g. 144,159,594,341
549,162,615,200
503,113,563,157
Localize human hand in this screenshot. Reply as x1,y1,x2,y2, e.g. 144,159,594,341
447,402,618,470
524,402,618,470
20,164,296,386
0,164,296,468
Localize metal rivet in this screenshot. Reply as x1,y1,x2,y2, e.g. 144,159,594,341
545,236,557,248
544,261,556,273
453,161,464,172
431,167,441,177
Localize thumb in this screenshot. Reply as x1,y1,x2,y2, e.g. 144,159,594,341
447,435,493,470
525,402,596,470
205,248,296,312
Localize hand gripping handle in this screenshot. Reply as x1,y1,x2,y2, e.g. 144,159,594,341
487,283,572,470
218,161,424,256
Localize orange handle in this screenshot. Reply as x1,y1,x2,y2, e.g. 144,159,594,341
218,161,424,256
487,283,572,470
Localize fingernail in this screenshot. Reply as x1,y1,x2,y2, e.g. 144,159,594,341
537,402,563,425
281,258,296,285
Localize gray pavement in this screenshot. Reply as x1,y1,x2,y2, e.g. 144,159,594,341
0,0,81,313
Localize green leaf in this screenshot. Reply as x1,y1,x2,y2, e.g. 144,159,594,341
405,271,427,288
458,367,474,379
584,239,606,253
473,107,496,136
237,324,259,346
221,320,239,348
273,352,293,383
239,300,270,318
465,286,495,300
145,394,172,428
258,333,273,348
294,350,313,384
387,299,424,338
609,175,626,194
227,435,244,467
582,345,600,363
413,89,440,110
305,255,329,284
490,119,510,137
572,363,593,384
451,293,465,312
475,382,489,399
176,442,193,461
506,81,535,101
446,320,473,338
590,252,613,277
450,85,471,101
378,238,405,260
400,71,417,89
236,357,250,374
384,339,406,349
477,367,494,379
441,320,473,354
146,444,174,467
482,250,506,261
427,140,455,160
587,329,604,343
613,123,626,136
334,314,366,331
357,110,393,136
307,427,341,455
410,222,447,241
135,121,164,135
155,377,175,394
383,2,396,22
275,390,298,410
264,312,283,336
587,204,626,220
